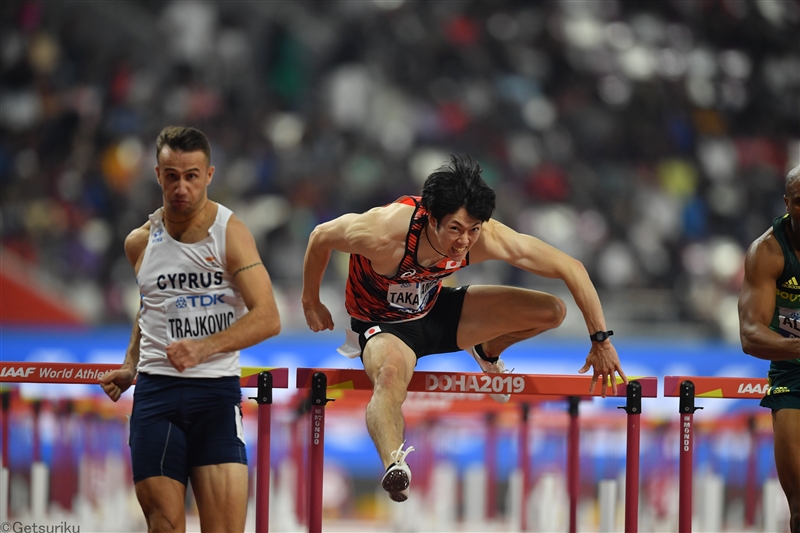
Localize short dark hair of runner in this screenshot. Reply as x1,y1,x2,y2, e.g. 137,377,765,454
422,154,496,222
156,126,211,164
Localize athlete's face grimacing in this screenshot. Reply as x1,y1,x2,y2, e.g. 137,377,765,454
156,147,214,217
432,207,482,260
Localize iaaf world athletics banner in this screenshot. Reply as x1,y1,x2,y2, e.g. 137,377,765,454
0,326,769,406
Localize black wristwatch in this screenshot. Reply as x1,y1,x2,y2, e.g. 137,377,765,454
589,330,614,342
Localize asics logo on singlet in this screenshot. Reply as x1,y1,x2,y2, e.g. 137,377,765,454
399,268,452,280
152,229,163,243
781,276,800,289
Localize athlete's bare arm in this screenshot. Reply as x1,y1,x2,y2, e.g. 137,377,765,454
167,215,282,372
302,204,412,331
739,230,800,359
471,219,627,392
99,223,150,400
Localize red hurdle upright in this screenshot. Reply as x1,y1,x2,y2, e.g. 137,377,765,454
296,368,657,533
567,396,580,533
519,402,532,531
307,372,332,533
620,380,644,533
0,362,288,533
1,390,9,472
247,370,284,533
663,375,770,533
485,412,498,520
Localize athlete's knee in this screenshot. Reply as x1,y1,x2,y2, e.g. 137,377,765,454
544,295,567,328
371,363,408,397
135,480,186,533
140,504,184,533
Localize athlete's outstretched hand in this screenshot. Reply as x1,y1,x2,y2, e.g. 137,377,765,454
303,300,334,332
99,365,136,402
167,339,207,372
578,341,627,397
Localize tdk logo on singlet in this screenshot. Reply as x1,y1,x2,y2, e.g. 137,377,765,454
152,229,163,243
157,272,224,290
175,294,227,308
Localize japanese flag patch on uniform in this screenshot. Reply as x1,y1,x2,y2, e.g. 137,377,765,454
365,326,382,339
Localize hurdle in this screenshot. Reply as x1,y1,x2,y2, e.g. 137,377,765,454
0,362,288,533
663,375,771,533
296,368,657,533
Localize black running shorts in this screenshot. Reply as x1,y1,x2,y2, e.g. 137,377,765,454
351,285,468,360
760,361,800,411
129,373,247,485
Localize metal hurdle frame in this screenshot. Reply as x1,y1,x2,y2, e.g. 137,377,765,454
663,375,771,533
0,362,288,533
296,368,657,533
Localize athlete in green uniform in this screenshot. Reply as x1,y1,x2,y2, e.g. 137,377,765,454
739,164,800,533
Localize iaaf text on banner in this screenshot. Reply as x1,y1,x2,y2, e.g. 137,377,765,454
0,362,115,383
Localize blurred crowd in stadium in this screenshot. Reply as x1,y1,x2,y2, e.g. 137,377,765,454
1,0,798,339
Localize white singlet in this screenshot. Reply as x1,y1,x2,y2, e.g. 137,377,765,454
136,204,247,378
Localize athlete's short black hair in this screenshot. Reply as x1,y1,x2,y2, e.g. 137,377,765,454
421,154,496,222
156,126,211,164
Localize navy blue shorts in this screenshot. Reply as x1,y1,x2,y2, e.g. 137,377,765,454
351,285,468,360
129,373,247,485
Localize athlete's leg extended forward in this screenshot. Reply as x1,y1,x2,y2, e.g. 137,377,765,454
457,285,566,359
362,333,417,502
